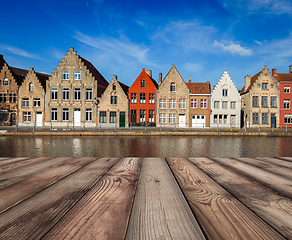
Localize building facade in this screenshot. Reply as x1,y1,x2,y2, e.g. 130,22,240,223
98,75,129,128
128,69,158,126
45,48,108,128
210,71,241,128
157,65,190,127
272,66,292,128
240,65,279,128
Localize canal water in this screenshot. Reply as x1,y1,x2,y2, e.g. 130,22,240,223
0,136,291,158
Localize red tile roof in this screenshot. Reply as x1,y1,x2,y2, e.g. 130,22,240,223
274,73,292,82
186,82,211,94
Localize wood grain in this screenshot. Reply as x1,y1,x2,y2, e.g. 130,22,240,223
125,158,205,240
255,157,292,169
0,157,51,172
166,157,284,240
0,157,119,240
43,157,143,240
189,157,292,239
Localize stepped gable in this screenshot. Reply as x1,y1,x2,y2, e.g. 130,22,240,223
186,82,211,94
240,71,261,94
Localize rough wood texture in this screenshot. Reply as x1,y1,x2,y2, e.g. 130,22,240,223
43,157,142,240
0,157,119,240
166,157,284,240
189,157,292,239
125,158,205,240
256,157,292,169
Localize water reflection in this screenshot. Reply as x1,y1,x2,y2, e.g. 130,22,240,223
0,136,291,158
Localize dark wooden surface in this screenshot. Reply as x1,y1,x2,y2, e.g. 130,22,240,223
0,157,292,239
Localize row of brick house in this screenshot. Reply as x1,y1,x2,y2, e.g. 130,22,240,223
1,48,292,128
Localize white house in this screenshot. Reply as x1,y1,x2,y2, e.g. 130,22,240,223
210,71,241,128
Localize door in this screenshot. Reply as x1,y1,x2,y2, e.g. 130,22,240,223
74,108,81,126
119,112,125,128
230,115,236,128
179,114,186,128
192,115,205,128
36,112,43,127
271,113,276,128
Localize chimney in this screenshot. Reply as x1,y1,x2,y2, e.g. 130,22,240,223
289,64,292,73
244,75,251,92
272,68,276,76
146,70,152,78
159,73,162,85
113,75,117,80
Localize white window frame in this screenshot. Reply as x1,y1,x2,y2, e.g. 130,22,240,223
86,108,92,121
179,99,186,109
33,98,41,108
169,99,176,109
230,101,236,109
86,88,92,101
3,78,9,86
159,113,166,124
201,99,207,109
149,110,154,123
110,111,116,123
74,88,81,101
51,108,58,121
284,99,290,109
29,82,34,91
140,93,146,104
131,93,137,103
51,87,58,100
140,110,146,122
22,98,29,108
191,99,197,109
170,82,176,92
63,88,69,101
169,113,176,124
149,93,155,104
222,101,228,109
214,101,220,109
159,99,166,109
23,111,31,122
74,70,81,80
62,108,69,121
284,86,290,93
63,70,69,80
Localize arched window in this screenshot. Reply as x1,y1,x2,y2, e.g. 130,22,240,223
170,82,176,92
3,78,8,86
29,82,34,91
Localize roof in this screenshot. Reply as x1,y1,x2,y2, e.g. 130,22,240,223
274,73,292,82
240,71,261,94
186,82,211,94
118,81,129,95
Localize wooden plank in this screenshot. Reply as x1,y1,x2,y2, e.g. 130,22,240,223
0,157,74,189
0,157,98,214
279,157,292,162
0,157,49,172
0,157,28,165
125,158,205,240
0,157,119,240
213,157,292,199
255,157,292,169
190,157,292,239
166,157,284,240
43,157,143,240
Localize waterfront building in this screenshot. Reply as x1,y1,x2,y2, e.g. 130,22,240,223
128,68,158,126
45,48,108,128
186,79,211,128
240,65,279,128
210,71,241,128
157,65,190,128
272,65,292,128
98,75,129,128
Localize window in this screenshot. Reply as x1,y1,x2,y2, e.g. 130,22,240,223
270,96,277,108
219,115,222,123
140,110,146,122
170,82,176,92
4,78,9,86
9,93,16,103
23,112,31,122
284,86,290,93
284,99,290,109
262,96,268,107
169,99,176,109
214,101,220,109
74,71,81,80
140,93,146,104
51,87,58,100
262,83,268,90
33,98,41,107
179,99,186,109
252,113,259,124
230,101,236,109
100,111,106,123
131,93,137,103
63,88,69,101
149,110,154,123
63,70,69,80
29,82,34,91
62,108,69,121
159,99,166,109
141,79,145,88
51,108,58,121
262,113,268,124
222,101,228,109
74,88,81,101
149,93,155,104
169,113,176,124
222,89,228,96
110,112,116,123
284,114,292,124
159,113,166,123
252,96,259,107
113,84,116,90
111,96,117,104
201,99,207,109
86,88,92,101
224,115,228,123
214,115,218,123
191,99,197,108
22,98,29,107
86,108,92,121
0,93,7,103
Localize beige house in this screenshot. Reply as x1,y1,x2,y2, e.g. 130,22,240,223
240,65,279,128
45,48,108,128
98,75,129,128
157,65,190,127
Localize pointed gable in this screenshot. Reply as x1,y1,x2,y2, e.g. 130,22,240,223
160,64,188,89
130,68,158,90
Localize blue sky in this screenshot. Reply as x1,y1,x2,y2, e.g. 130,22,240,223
1,0,292,90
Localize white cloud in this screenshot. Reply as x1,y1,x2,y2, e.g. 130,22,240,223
213,40,253,56
0,44,43,60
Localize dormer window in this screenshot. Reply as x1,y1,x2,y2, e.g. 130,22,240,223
29,82,34,91
4,78,8,86
170,82,176,92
